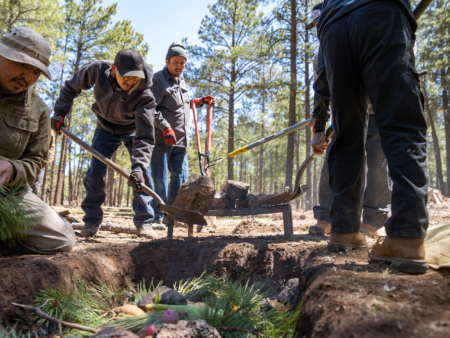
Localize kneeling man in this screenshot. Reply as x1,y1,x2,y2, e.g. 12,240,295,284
0,27,75,254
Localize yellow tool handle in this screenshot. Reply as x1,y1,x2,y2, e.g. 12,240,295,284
228,146,248,158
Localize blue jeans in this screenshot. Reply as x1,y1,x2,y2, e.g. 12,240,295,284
81,129,155,227
313,115,391,229
150,142,188,223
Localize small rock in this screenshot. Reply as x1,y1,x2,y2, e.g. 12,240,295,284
93,328,138,338
153,320,220,338
137,286,187,311
211,192,227,210
172,177,215,214
236,194,255,209
277,278,300,307
37,328,48,336
222,180,250,200
184,287,210,303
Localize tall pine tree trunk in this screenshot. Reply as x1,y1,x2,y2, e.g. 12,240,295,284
285,0,297,190
49,135,58,206
424,82,446,195
228,63,236,181
443,73,450,195
304,3,312,209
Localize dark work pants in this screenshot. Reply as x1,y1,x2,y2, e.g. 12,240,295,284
320,2,428,238
150,142,188,223
81,129,155,227
313,115,391,228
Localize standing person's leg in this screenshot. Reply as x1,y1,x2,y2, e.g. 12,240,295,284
350,4,428,273
320,19,368,252
81,129,121,236
310,134,336,236
123,137,156,238
361,115,391,236
167,147,189,206
150,142,170,224
31,169,45,197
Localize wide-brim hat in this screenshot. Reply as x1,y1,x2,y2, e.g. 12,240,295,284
0,27,52,80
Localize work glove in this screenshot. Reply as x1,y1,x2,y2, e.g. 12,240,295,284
128,170,145,191
51,115,65,134
311,129,329,154
162,127,177,146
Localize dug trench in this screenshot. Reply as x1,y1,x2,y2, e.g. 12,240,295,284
1,230,449,338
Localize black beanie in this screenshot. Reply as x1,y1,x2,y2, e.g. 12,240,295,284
166,41,187,61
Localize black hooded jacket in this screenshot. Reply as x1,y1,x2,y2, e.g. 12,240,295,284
54,60,161,172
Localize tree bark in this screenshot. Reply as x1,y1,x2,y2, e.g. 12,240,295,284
304,3,312,210
49,135,58,206
424,81,446,195
284,0,297,190
442,72,450,195
228,64,236,181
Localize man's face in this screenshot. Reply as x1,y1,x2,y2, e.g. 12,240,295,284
112,65,140,91
0,55,41,94
166,56,186,78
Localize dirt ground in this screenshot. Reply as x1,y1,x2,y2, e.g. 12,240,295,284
0,202,449,337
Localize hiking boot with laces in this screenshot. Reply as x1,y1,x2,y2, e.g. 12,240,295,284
309,220,332,236
327,232,367,252
361,223,382,238
80,223,99,237
136,225,158,239
369,236,428,274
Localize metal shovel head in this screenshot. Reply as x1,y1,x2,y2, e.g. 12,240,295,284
159,204,207,225
263,185,309,206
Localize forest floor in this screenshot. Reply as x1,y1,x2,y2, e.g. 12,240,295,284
1,202,449,337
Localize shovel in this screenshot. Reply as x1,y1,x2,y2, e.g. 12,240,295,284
263,126,335,206
60,127,207,225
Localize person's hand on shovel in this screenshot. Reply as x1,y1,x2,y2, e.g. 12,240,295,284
128,170,144,191
51,114,65,134
311,127,330,154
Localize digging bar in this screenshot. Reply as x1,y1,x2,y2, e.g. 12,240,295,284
60,127,207,225
263,126,335,206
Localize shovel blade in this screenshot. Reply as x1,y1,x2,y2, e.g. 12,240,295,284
159,204,207,225
263,185,309,206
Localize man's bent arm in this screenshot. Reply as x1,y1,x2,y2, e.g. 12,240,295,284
131,104,157,172
54,61,102,117
6,108,51,187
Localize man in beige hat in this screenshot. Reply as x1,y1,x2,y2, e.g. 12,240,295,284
0,26,76,254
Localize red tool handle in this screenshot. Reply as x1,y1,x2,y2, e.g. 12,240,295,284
203,96,215,155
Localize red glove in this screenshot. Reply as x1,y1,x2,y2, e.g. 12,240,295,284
311,127,329,154
163,128,177,146
51,115,65,134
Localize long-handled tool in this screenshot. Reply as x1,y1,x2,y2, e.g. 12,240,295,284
207,118,313,170
191,97,215,176
60,127,207,225
263,126,335,206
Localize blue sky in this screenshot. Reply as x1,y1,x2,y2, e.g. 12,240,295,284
96,0,213,71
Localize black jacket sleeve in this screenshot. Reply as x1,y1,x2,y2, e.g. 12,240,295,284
312,48,331,131
54,61,101,117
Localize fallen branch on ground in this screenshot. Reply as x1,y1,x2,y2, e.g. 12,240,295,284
12,302,99,334
71,222,137,235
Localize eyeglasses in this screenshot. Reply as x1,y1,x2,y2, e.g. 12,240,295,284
120,75,140,83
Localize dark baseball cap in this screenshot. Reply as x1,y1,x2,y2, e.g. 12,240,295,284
114,49,145,79
306,2,323,30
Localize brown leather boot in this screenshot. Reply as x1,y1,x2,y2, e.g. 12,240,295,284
361,223,381,238
328,232,367,252
309,220,332,236
369,236,428,274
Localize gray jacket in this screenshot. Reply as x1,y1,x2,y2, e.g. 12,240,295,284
54,60,158,172
151,67,193,147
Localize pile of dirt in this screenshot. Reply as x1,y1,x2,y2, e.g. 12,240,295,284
232,219,281,234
